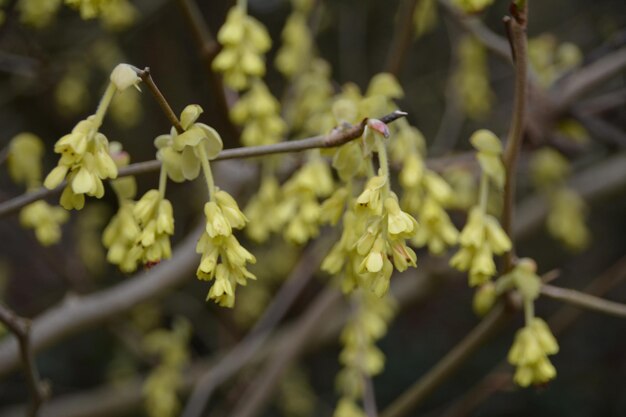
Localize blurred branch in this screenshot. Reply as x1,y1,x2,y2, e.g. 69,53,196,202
554,47,626,112
181,238,331,417
0,303,50,417
540,284,626,319
502,3,529,269
0,111,408,218
0,224,203,378
385,0,419,76
380,304,511,417
438,0,511,63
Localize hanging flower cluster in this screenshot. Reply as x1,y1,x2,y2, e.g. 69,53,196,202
212,4,271,91
6,133,69,246
528,34,582,88
196,189,257,307
530,148,589,250
230,79,287,147
323,120,419,296
335,290,395,417
390,120,459,255
450,130,511,287
44,64,140,210
453,35,494,120
453,0,494,13
413,0,438,39
275,0,314,78
142,317,192,417
496,259,559,386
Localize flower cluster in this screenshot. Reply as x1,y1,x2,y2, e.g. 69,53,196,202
275,0,314,78
390,120,459,255
154,105,223,183
450,130,511,286
244,175,283,242
323,122,419,296
453,35,494,120
212,5,271,91
276,157,335,245
529,34,582,88
20,201,69,246
230,80,287,147
508,317,559,387
453,0,494,13
7,133,45,189
7,133,69,246
196,189,256,307
530,148,589,250
335,290,395,417
413,0,438,39
142,318,191,417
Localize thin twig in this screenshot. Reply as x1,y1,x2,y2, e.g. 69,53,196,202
181,238,331,417
501,3,529,270
438,0,512,63
134,67,184,133
0,304,49,417
540,284,626,319
380,304,511,417
0,111,408,219
385,0,419,76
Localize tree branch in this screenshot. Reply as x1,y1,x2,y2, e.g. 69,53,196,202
134,67,184,134
0,304,50,417
502,4,529,269
380,304,510,417
554,47,626,112
540,284,626,319
385,0,419,76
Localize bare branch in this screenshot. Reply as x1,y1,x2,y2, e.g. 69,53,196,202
385,0,419,76
0,111,408,219
0,304,50,417
502,5,529,269
554,47,626,112
380,304,510,417
540,284,626,319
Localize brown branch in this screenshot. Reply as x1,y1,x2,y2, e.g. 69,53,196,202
501,4,529,270
0,111,408,219
0,304,50,417
380,304,511,417
134,67,184,134
385,0,419,76
540,284,626,319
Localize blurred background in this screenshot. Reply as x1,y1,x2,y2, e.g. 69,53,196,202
0,0,625,416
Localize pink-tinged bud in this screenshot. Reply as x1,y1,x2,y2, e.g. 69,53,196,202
367,118,390,138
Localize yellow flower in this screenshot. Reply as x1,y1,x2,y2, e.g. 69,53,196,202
508,318,559,387
213,6,271,90
7,133,45,189
230,80,286,146
44,116,118,210
20,201,69,246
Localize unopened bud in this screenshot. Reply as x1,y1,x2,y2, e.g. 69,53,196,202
110,64,141,91
473,282,496,316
